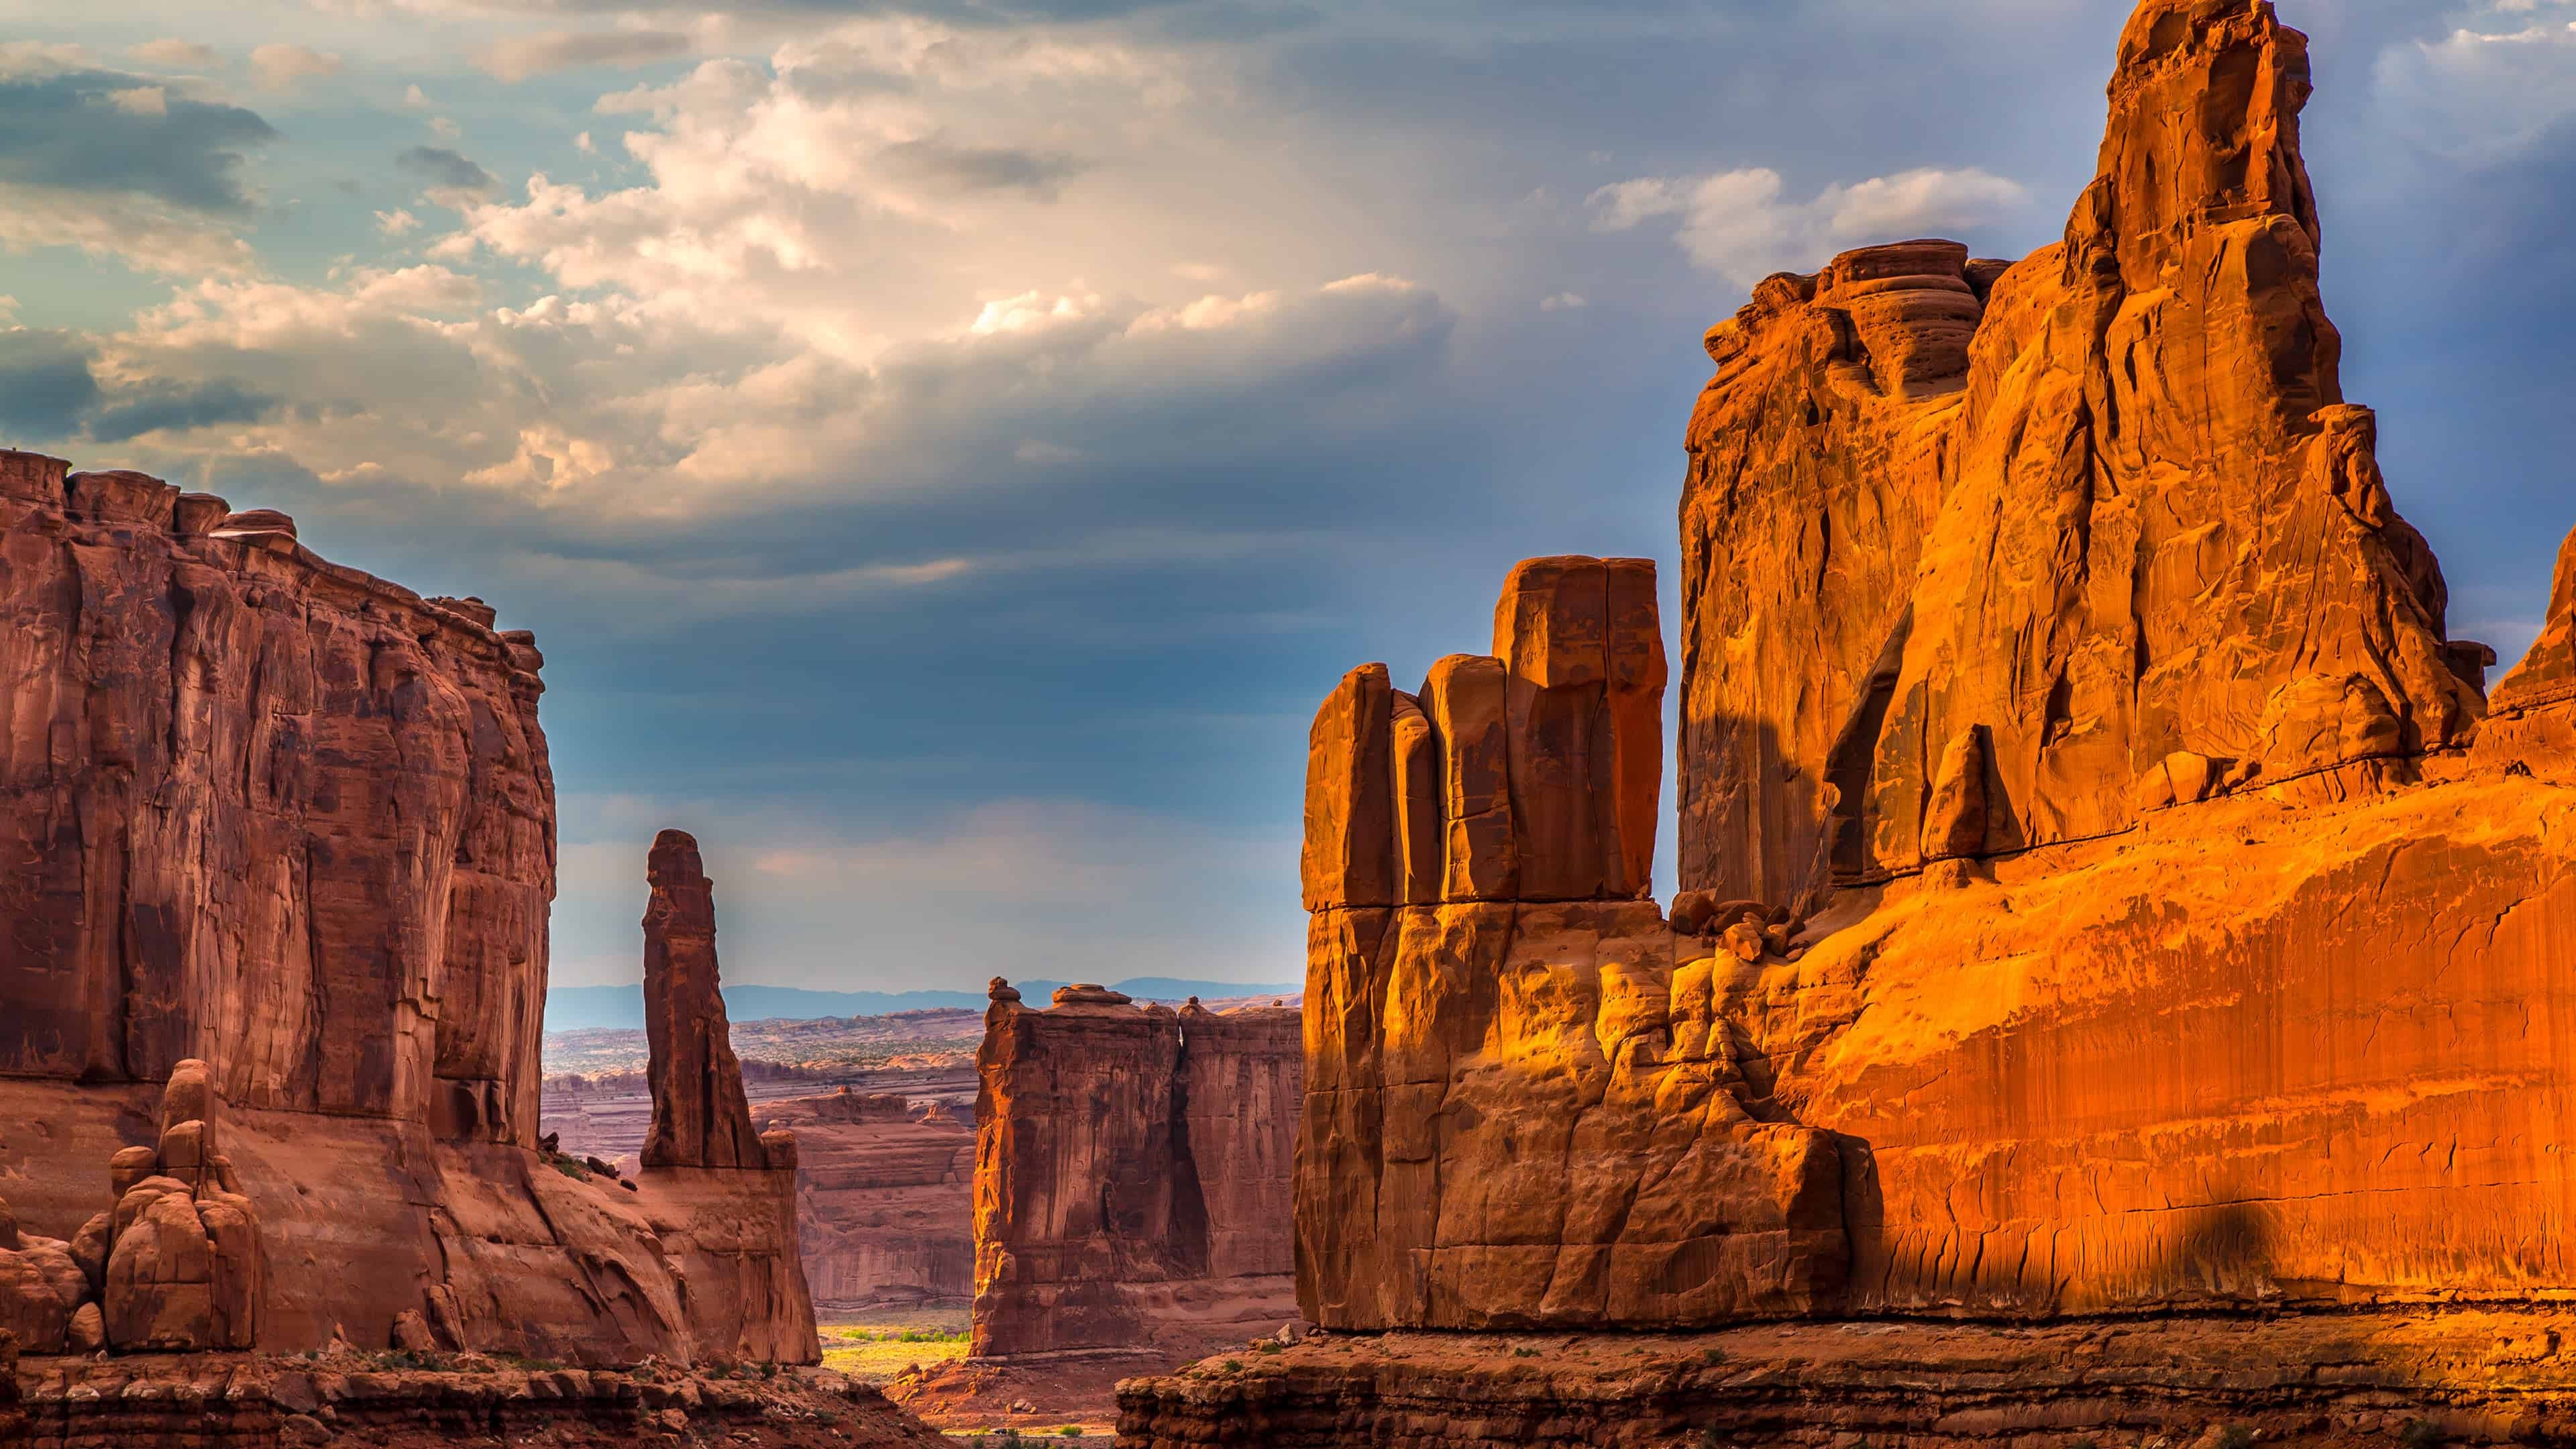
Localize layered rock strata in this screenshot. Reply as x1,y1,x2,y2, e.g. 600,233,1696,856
0,460,812,1366
0,456,552,1138
972,981,1300,1362
1199,0,2576,1430
762,1090,974,1309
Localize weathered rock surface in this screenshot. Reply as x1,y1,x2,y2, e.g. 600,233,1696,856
1299,560,1843,1332
1675,0,2475,910
1267,0,2576,1377
641,829,772,1172
0,455,553,1137
0,460,813,1367
1118,1308,2576,1448
972,981,1300,1362
11,1352,948,1449
760,1089,974,1309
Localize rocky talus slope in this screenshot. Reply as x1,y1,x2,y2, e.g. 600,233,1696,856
1124,0,2576,1443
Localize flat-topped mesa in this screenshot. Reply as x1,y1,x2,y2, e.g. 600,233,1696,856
639,829,776,1172
1298,561,1844,1332
1678,0,2479,908
971,979,1300,1363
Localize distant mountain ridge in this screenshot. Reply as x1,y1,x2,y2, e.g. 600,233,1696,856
543,978,1303,1033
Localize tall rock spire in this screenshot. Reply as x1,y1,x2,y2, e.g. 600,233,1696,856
640,829,769,1171
1676,0,2479,907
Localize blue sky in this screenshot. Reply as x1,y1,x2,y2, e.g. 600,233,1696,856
1,0,2570,989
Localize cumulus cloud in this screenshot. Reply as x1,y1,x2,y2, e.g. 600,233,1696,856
248,42,341,92
1589,165,2031,286
0,67,275,274
474,29,693,83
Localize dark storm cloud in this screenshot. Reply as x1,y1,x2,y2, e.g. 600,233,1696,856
877,138,1087,198
86,380,281,443
0,332,103,443
0,70,276,213
0,333,278,447
395,146,497,193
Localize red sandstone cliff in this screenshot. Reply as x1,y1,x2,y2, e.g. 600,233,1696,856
0,458,810,1366
971,981,1300,1361
0,455,551,1141
1286,0,2576,1340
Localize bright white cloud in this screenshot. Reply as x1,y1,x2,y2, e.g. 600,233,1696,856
1589,166,2029,286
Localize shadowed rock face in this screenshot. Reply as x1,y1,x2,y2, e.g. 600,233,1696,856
1280,0,2576,1346
1676,0,2475,911
641,830,771,1172
971,982,1300,1361
0,462,813,1366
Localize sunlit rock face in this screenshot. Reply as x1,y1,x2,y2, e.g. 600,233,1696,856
1675,0,2475,914
1297,558,1847,1332
0,460,812,1366
971,981,1301,1361
1284,0,2576,1343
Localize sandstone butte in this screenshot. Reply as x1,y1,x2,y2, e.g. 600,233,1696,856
967,980,1301,1360
0,458,818,1377
1124,1,2576,1444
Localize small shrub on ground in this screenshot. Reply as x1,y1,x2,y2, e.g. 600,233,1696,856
2218,1426,2257,1449
2400,1421,2443,1449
